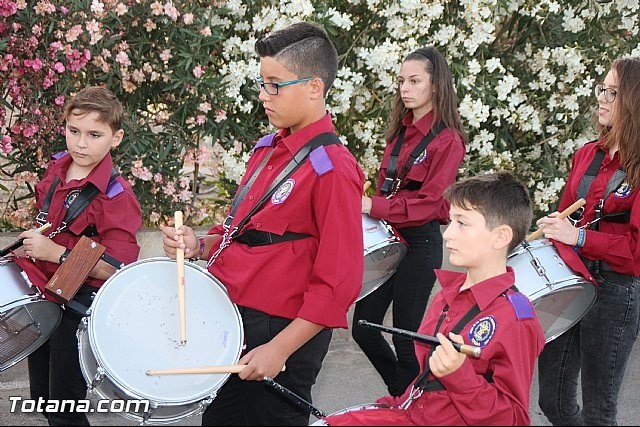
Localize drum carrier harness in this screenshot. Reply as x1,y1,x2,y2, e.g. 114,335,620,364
207,132,341,267
574,145,630,275
400,300,493,409
35,168,124,314
380,123,445,198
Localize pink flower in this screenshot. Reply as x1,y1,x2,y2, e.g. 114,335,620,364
54,96,65,106
193,65,205,78
183,13,194,25
59,5,68,14
54,61,65,73
0,1,18,18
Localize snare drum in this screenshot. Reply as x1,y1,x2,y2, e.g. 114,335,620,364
507,239,597,343
311,403,399,426
0,258,61,371
361,214,408,301
77,257,244,425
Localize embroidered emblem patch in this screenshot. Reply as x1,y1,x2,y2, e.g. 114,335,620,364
64,189,81,208
614,182,632,199
468,316,496,347
414,150,428,164
271,178,295,205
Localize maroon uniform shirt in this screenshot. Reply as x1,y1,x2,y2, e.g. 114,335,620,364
347,268,545,426
369,110,465,228
208,113,365,328
17,152,141,289
554,139,640,279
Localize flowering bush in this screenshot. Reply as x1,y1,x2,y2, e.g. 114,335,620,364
1,0,639,230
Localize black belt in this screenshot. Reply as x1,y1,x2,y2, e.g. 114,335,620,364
235,229,311,247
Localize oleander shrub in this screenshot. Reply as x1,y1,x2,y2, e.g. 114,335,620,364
1,0,638,230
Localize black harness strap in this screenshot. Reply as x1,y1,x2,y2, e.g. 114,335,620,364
230,132,341,242
412,303,486,393
37,168,120,228
380,123,445,196
575,147,629,229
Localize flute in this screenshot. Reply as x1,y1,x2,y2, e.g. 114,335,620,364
358,320,482,358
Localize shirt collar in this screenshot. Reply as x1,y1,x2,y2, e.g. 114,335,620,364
435,267,516,310
53,152,115,194
401,109,435,136
273,112,336,153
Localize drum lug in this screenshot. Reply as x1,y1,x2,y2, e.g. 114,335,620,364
200,394,216,411
530,257,548,278
141,404,158,425
89,367,106,390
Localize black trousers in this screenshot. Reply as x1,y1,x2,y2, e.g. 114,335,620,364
202,306,332,426
352,221,442,396
28,286,95,426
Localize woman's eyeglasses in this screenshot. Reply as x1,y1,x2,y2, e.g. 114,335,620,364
594,84,617,103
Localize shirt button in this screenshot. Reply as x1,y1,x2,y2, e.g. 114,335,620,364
256,223,262,228
248,195,254,200
267,165,273,170
417,403,423,409
603,167,608,171
445,317,452,323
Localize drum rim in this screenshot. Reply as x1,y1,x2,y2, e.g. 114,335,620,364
83,257,244,404
363,240,407,257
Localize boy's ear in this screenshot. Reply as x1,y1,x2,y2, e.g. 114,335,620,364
309,77,324,100
492,224,513,252
111,129,124,149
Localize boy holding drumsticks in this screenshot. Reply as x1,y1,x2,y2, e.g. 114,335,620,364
324,172,545,426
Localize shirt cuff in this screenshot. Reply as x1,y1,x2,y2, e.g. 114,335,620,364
369,195,390,219
579,229,603,258
437,358,482,393
298,292,350,329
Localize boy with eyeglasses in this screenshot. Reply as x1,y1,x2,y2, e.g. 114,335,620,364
161,22,365,426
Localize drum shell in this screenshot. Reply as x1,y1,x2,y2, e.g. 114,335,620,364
78,257,244,425
0,259,61,372
507,239,597,342
361,214,407,301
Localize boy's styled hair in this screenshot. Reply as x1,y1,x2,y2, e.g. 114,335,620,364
64,86,124,132
254,22,338,97
444,171,533,251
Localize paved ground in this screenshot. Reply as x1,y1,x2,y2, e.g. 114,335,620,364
1,230,639,425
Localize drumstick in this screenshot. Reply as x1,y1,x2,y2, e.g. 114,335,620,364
0,222,53,257
526,198,586,242
358,320,482,358
175,211,186,345
146,364,286,375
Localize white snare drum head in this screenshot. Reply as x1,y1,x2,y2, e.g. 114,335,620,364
361,215,407,301
508,239,597,343
1,260,61,372
86,258,243,403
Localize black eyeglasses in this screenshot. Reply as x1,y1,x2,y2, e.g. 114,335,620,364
254,76,313,95
594,84,617,103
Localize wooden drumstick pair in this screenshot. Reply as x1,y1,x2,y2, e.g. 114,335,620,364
526,198,586,242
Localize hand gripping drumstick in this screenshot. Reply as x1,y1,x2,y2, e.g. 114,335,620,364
175,211,187,345
146,364,286,375
526,198,586,242
0,222,53,257
358,320,482,358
